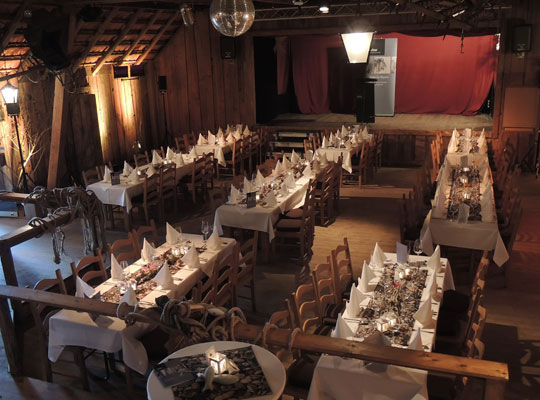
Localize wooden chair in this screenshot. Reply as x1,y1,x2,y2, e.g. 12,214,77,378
313,165,333,226
132,219,159,253
290,282,322,334
312,258,343,325
202,152,216,190
183,133,196,151
95,162,113,180
82,168,100,187
132,173,159,225
235,231,259,312
185,156,206,203
133,151,150,168
175,136,187,153
221,138,244,178
330,158,342,217
29,270,89,390
213,246,239,308
274,203,315,267
70,248,108,286
330,237,354,300
108,232,138,264
159,164,177,216
192,272,217,305
283,178,317,220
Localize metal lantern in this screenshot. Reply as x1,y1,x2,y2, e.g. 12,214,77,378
209,0,255,37
0,82,20,115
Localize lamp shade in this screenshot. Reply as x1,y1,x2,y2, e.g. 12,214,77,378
0,82,20,115
209,0,255,37
341,32,375,63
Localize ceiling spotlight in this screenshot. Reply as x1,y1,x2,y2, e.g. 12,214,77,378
319,0,329,13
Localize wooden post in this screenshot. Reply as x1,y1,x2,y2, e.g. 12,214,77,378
484,378,506,400
0,249,18,287
0,297,22,376
47,77,66,189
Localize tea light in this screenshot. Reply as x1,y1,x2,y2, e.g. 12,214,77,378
462,167,470,172
388,316,397,327
463,191,471,200
208,352,228,375
172,248,181,257
398,271,405,280
460,176,468,185
256,194,260,200
404,267,411,276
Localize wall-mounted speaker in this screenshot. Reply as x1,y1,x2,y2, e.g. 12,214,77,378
158,76,167,93
221,37,236,59
512,24,532,53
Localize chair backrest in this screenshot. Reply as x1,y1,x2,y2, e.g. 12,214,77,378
108,232,138,263
143,173,160,205
203,153,216,180
291,280,322,332
70,248,108,285
192,272,216,305
175,136,187,153
30,269,67,338
82,168,100,187
465,303,487,357
183,133,196,151
134,151,150,168
312,258,339,318
330,237,353,297
132,219,159,253
238,231,258,278
213,245,239,307
160,164,176,197
192,156,206,184
209,185,228,212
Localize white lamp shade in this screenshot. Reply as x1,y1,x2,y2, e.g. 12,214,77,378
0,82,18,104
341,32,375,64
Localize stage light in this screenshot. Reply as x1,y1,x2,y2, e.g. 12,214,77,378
341,32,375,64
319,0,329,13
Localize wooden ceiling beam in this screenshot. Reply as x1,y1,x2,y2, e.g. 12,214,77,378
134,10,177,66
388,0,472,30
0,1,30,56
91,8,143,75
117,9,161,65
72,6,119,70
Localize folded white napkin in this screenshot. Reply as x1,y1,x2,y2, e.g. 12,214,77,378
256,170,265,187
226,133,234,143
363,330,391,346
182,245,200,269
480,186,494,222
321,136,328,149
396,242,409,264
123,161,133,176
329,132,335,143
189,147,198,159
127,168,139,183
408,328,423,351
306,149,314,162
243,126,250,136
371,243,386,269
345,140,353,150
279,184,289,197
153,264,175,290
312,159,320,173
208,131,216,145
282,155,291,170
103,166,112,183
120,286,138,306
344,283,365,318
285,174,296,189
273,160,283,176
358,261,376,293
303,164,312,177
233,130,241,140
243,177,253,193
425,270,440,301
152,150,162,164
197,133,208,145
361,126,369,138
334,136,341,148
457,203,470,223
351,134,358,145
166,146,175,160
331,313,355,339
75,276,95,298
166,222,182,245
111,254,124,281
319,152,328,165
218,135,226,146
175,153,184,167
207,229,221,250
146,165,156,177
290,149,300,164
265,191,277,207
141,238,155,263
414,295,434,328
427,245,441,274
218,127,224,137
341,125,348,137
229,185,241,204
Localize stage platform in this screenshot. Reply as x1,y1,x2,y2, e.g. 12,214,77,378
267,112,493,132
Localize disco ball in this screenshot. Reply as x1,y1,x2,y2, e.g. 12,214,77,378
209,0,255,37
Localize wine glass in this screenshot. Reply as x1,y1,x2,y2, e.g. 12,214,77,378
413,239,423,256
120,260,129,280
201,220,210,243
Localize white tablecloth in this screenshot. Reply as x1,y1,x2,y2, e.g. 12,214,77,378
316,146,360,173
87,158,193,211
147,341,286,400
213,175,312,241
447,130,487,155
307,252,454,400
195,143,232,167
48,234,236,375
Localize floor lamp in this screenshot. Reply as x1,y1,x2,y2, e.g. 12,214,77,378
1,82,28,193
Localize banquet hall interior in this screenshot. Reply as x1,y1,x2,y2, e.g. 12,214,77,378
0,0,538,399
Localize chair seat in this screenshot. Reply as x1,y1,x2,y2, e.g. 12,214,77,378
284,208,303,219
276,218,303,231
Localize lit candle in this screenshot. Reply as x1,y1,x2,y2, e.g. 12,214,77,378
208,352,227,375
389,317,397,327
398,271,405,280
405,267,411,276
172,248,181,257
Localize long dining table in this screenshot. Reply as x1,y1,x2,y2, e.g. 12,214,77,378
47,234,236,375
307,251,454,400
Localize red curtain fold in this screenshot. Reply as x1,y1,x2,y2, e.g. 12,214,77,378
285,33,498,116
276,37,290,95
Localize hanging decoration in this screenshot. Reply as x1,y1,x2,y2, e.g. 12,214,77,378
209,0,255,37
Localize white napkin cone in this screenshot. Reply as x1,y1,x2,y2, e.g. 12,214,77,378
331,313,355,339
243,177,253,193
233,130,241,140
480,186,494,222
329,132,335,143
152,150,162,164
229,185,240,204
208,131,216,145
361,126,369,138
189,147,198,159
111,254,124,281
319,152,328,165
182,246,200,269
312,159,320,173
127,168,139,183
153,264,175,290
218,135,226,146
351,134,358,145
123,161,133,176
256,170,265,187
103,166,112,183
120,286,138,306
146,165,156,177
75,276,95,298
279,184,289,197
408,328,423,351
166,222,182,245
344,283,365,318
303,164,312,177
427,245,441,274
217,127,224,137
371,248,386,269
290,150,300,164
321,136,328,149
425,270,440,301
358,261,376,293
414,295,434,328
273,160,283,176
207,229,221,250
363,330,391,346
175,153,184,167
226,133,234,143
345,140,353,150
243,126,250,136
166,146,175,160
458,203,470,223
285,174,296,189
306,149,314,162
265,191,277,207
197,133,208,145
141,238,155,263
282,155,291,170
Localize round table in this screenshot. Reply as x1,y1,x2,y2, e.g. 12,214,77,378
147,341,286,400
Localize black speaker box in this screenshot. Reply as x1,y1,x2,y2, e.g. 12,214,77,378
356,80,375,123
158,76,167,92
221,37,236,59
512,25,532,53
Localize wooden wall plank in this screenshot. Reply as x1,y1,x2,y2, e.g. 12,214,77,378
194,13,215,130
47,77,66,189
183,26,203,132
209,26,227,129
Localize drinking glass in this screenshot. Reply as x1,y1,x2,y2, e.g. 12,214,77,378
413,239,423,256
120,260,129,280
201,219,210,242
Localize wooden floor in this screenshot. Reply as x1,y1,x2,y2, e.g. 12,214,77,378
1,167,539,399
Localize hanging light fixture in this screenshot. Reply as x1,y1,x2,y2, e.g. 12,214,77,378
209,0,255,37
319,0,330,14
180,3,195,26
341,32,375,63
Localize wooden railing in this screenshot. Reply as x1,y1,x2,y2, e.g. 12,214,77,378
0,285,508,399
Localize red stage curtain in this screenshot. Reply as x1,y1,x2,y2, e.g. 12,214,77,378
276,37,290,95
284,33,498,115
